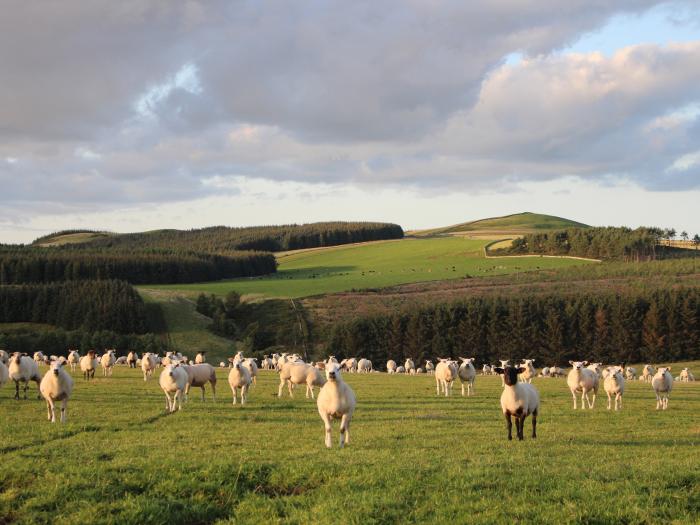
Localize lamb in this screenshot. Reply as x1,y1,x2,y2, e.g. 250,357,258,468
228,361,252,405
159,364,188,412
519,359,537,384
625,367,637,380
567,361,599,409
458,357,476,396
435,359,458,397
641,364,656,383
141,352,157,381
404,358,415,375
278,362,326,398
316,362,356,448
652,367,673,410
357,358,372,373
195,351,207,364
79,350,98,381
425,360,434,375
386,360,397,374
127,350,138,368
679,368,695,382
603,366,625,411
67,350,80,372
182,363,217,402
39,360,74,423
242,358,258,385
9,352,42,399
494,366,540,441
100,349,116,376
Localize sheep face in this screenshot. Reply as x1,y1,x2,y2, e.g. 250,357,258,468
569,361,588,370
326,363,342,382
494,366,526,386
657,367,671,375
165,364,180,378
11,352,24,365
50,361,65,376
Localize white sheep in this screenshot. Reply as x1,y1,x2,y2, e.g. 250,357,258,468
0,349,9,365
435,358,458,397
79,350,98,381
586,362,603,378
343,358,358,373
261,355,274,370
9,352,42,399
540,367,551,377
316,362,356,448
396,365,405,374
326,355,339,364
242,358,259,385
278,362,326,399
386,360,397,374
641,364,656,383
195,351,207,364
679,368,695,382
416,368,424,374
159,364,188,412
652,367,673,410
519,359,537,384
0,360,9,389
549,366,566,377
39,360,74,423
482,364,492,376
228,361,252,405
603,366,625,411
100,349,116,376
127,350,138,368
182,363,217,402
357,358,372,373
141,352,157,381
67,350,80,372
404,358,415,375
33,351,46,365
425,360,434,375
497,359,511,386
567,361,599,409
458,357,476,396
494,365,540,440
625,367,637,380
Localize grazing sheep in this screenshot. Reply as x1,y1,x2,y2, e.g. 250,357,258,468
261,355,274,370
567,361,599,409
159,364,188,412
549,366,566,378
604,366,625,411
416,368,424,374
316,362,356,448
141,352,157,381
540,367,551,377
396,366,406,374
357,358,372,373
679,368,695,382
458,357,476,396
115,356,127,365
342,358,358,373
386,360,397,374
278,362,326,398
182,363,217,402
404,359,415,375
652,367,673,410
494,366,540,441
67,350,80,372
79,351,98,381
435,359,458,397
127,351,138,368
641,364,656,383
100,349,116,376
242,358,258,385
195,351,207,364
0,349,9,365
482,364,492,376
425,360,434,375
519,359,537,384
625,367,637,380
39,360,74,423
228,361,252,405
0,360,9,389
9,352,42,399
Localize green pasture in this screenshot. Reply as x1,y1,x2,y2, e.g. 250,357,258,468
145,237,592,299
1,362,698,524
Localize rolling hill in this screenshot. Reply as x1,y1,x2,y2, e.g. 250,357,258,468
414,212,589,237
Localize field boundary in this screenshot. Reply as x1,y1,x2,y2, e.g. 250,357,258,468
483,239,602,262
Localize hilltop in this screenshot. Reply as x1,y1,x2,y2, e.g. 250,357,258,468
414,212,589,237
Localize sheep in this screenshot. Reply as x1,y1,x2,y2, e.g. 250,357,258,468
458,357,476,396
404,358,415,375
386,360,397,374
625,367,637,380
425,360,434,375
494,366,540,441
0,360,9,389
39,360,74,423
127,350,138,368
100,349,116,376
141,352,157,381
652,367,673,410
159,364,188,412
315,361,326,370
67,350,80,372
228,361,252,405
9,352,42,399
316,362,356,448
604,366,625,411
0,349,9,365
261,355,274,370
195,351,207,364
357,358,372,373
482,364,492,376
34,351,46,365
276,353,290,370
396,366,406,374
342,358,358,373
680,368,695,382
519,359,537,384
641,364,656,383
435,358,458,397
79,350,98,381
586,362,603,378
278,361,326,398
549,366,566,378
327,355,339,365
540,366,551,377
182,363,217,402
416,368,424,374
242,358,258,385
567,361,599,409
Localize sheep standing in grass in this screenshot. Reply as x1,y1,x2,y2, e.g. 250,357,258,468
549,366,566,378
494,366,540,441
316,362,356,448
357,358,372,373
641,364,656,383
404,359,415,375
261,355,274,370
652,367,673,410
567,361,599,409
100,350,116,377
425,360,434,375
586,362,603,378
80,350,98,381
228,361,252,405
458,357,476,396
498,359,511,386
343,358,358,373
396,366,405,373
182,363,217,402
604,366,625,411
9,352,42,399
540,367,550,377
386,360,397,374
625,367,637,380
141,352,157,381
67,350,80,372
679,368,695,382
159,364,188,412
435,359,458,397
278,362,326,398
519,359,537,384
195,351,207,364
242,358,258,385
127,351,138,368
0,360,9,389
482,364,492,376
34,352,46,366
39,360,74,423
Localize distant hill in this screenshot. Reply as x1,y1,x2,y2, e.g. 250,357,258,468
415,212,589,237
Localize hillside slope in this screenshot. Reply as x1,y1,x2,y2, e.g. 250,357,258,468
416,212,589,237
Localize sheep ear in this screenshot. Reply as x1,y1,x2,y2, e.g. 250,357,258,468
531,359,535,363
568,360,574,365
667,367,671,371
582,361,589,366
517,367,526,374
493,367,504,374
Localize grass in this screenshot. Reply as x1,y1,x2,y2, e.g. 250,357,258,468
415,212,589,236
1,361,698,524
145,237,592,299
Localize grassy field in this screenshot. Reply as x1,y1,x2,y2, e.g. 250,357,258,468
1,361,698,524
414,212,589,236
145,237,592,299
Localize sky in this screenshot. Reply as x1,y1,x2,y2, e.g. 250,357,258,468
1,1,699,243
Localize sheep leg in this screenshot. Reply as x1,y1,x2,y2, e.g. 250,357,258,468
60,398,67,423
435,377,440,396
46,399,53,421
340,414,350,448
469,381,474,396
531,413,537,439
175,390,182,411
505,413,513,440
241,385,247,405
444,381,450,397
580,390,587,410
615,393,621,411
321,413,332,448
571,390,577,410
589,391,596,409
305,384,311,399
461,383,465,396
278,379,285,398
200,386,205,402
232,388,237,405
23,382,28,400
655,393,661,410
14,380,19,400
287,380,294,398
164,392,171,412
184,383,190,402
607,392,612,410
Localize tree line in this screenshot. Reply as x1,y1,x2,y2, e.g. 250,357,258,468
0,280,149,333
323,289,699,367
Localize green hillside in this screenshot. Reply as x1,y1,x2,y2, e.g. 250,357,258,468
417,212,589,236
